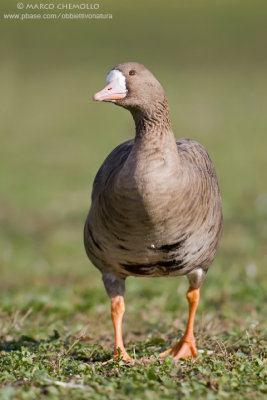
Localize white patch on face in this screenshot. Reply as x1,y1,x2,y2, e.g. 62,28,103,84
106,69,127,90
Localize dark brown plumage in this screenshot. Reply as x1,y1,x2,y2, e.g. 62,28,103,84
84,62,223,361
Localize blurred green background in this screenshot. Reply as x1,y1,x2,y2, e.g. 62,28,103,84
0,0,266,365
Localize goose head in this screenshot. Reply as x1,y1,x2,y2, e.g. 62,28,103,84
93,62,167,115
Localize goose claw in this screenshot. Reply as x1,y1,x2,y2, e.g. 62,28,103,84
160,337,197,360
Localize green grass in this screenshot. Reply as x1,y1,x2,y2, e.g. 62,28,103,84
0,1,267,399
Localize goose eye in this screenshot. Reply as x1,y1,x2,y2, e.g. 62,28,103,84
129,70,136,76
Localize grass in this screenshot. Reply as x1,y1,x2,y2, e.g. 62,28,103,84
0,1,267,399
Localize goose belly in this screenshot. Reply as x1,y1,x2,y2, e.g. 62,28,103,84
84,183,222,278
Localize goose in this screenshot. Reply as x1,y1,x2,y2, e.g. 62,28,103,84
84,62,223,361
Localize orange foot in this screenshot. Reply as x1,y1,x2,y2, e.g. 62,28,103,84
160,337,197,360
114,349,131,362
103,349,131,365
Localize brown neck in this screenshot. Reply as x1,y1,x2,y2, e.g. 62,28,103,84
130,97,172,139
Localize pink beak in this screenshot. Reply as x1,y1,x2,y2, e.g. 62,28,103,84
93,81,127,102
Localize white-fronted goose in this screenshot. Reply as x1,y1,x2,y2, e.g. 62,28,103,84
84,62,223,361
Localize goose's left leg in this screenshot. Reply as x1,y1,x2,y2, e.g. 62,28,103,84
160,269,204,360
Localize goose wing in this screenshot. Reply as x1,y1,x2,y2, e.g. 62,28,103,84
91,139,134,201
176,138,218,181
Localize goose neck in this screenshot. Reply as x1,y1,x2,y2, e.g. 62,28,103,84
130,98,172,138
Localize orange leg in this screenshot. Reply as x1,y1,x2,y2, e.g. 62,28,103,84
111,296,131,361
160,287,200,360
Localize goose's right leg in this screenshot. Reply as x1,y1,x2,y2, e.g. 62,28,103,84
103,273,131,361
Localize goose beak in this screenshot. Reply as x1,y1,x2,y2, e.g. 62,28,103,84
93,69,128,102
93,81,128,102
